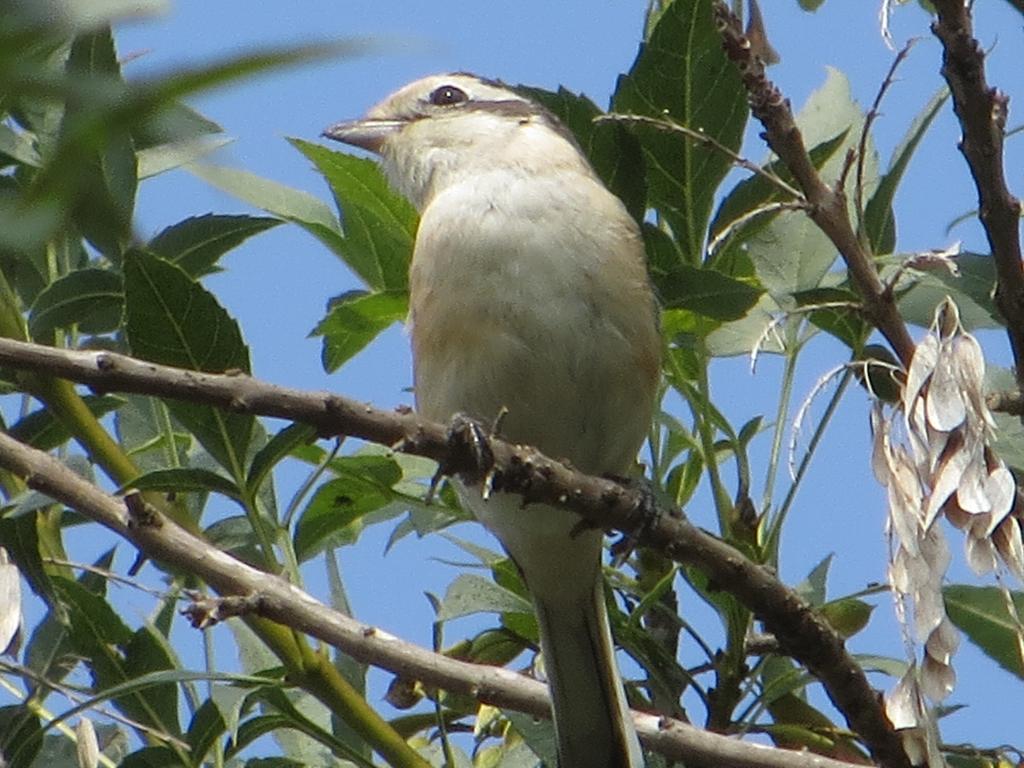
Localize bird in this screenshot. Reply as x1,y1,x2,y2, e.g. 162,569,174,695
324,73,660,768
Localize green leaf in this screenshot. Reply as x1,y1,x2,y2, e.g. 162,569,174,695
9,394,123,451
123,249,253,475
50,578,182,736
290,138,417,290
121,467,242,500
516,86,647,221
292,455,405,561
863,88,948,255
62,27,137,256
28,267,123,338
944,584,1024,678
246,422,317,494
114,394,189,474
435,574,533,622
897,253,999,330
819,598,874,639
12,0,168,33
0,705,42,768
186,700,226,767
132,101,222,151
655,263,763,320
137,135,232,179
709,129,849,243
792,286,871,350
612,0,748,260
188,162,347,261
148,214,282,277
122,626,182,737
314,290,407,373
746,69,874,299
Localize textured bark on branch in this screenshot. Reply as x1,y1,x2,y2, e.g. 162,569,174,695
931,0,1024,391
712,1,916,373
0,429,870,768
0,336,906,766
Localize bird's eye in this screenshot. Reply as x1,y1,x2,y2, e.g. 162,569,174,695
428,85,468,107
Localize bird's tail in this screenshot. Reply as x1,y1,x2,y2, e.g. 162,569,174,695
533,575,643,768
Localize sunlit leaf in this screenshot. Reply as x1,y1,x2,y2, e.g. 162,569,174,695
612,0,748,260
944,584,1024,679
863,87,948,255
123,249,253,475
314,290,407,373
148,214,282,277
517,85,647,221
656,263,763,321
28,267,123,338
435,574,533,622
290,139,417,291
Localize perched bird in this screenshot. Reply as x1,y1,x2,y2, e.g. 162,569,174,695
324,73,660,768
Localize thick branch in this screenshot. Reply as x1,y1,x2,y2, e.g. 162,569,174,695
712,2,916,370
0,336,904,767
931,0,1024,390
0,429,866,768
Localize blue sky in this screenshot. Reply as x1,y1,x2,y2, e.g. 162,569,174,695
81,0,1024,754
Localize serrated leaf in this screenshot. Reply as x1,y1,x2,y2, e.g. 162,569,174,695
612,0,748,259
290,138,417,290
944,584,1024,679
516,86,646,221
656,263,763,320
314,290,407,373
28,267,123,338
435,574,533,622
148,214,282,277
123,249,253,475
864,88,948,255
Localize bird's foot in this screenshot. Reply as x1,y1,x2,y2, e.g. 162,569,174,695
426,412,496,503
608,477,664,566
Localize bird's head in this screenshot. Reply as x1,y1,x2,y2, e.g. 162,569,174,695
323,73,590,209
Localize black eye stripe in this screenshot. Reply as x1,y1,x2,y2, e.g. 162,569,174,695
429,85,468,106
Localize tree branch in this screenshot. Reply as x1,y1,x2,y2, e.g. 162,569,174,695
0,428,869,768
930,0,1024,391
711,1,917,371
0,336,907,766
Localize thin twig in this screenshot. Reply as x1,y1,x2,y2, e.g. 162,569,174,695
856,38,919,241
707,199,806,256
713,1,917,375
931,0,1024,392
597,112,804,199
0,335,901,767
0,428,871,768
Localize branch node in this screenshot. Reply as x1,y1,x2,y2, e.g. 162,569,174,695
123,490,163,529
183,592,263,628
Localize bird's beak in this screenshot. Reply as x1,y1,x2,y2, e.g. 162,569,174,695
322,118,405,154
